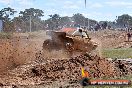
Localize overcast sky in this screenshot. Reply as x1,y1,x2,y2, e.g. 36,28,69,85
0,0,132,21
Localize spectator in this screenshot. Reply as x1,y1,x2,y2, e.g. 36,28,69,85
127,32,131,41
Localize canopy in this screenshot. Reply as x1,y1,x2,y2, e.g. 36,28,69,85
60,28,76,33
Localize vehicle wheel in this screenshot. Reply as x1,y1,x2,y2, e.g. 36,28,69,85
65,38,74,51
43,39,53,51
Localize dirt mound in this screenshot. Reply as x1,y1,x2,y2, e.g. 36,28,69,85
88,30,126,48
0,30,131,87
0,38,43,72
0,54,118,86
111,58,132,76
116,42,132,48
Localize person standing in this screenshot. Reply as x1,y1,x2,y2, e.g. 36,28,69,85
127,32,131,41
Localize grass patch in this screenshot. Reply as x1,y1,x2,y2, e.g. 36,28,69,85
102,48,132,58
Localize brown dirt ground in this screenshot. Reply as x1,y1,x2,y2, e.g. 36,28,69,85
0,30,131,88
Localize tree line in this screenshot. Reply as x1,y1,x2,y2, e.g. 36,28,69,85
0,7,132,32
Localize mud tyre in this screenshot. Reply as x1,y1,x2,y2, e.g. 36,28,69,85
43,39,53,51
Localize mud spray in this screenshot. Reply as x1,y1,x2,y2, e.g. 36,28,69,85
90,38,102,57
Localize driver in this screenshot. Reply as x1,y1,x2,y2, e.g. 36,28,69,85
72,28,90,39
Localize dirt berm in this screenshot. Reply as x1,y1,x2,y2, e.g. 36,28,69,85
0,54,120,86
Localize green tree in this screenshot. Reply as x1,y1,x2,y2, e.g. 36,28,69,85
60,16,71,27
85,18,97,27
18,8,44,32
12,16,27,32
19,8,44,21
48,14,61,30
72,13,85,27
116,14,132,27
0,7,17,32
0,7,17,21
44,19,53,30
